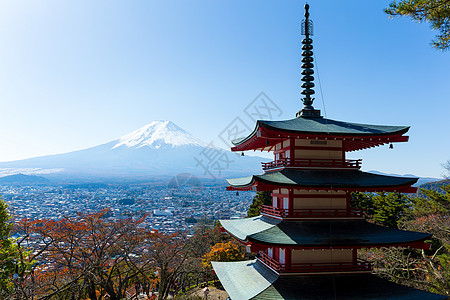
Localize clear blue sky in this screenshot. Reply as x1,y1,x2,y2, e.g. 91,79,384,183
0,0,448,178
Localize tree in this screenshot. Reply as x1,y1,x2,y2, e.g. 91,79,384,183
373,192,409,228
13,210,156,300
350,192,409,228
11,212,227,300
350,192,375,217
0,197,15,296
360,185,450,296
188,224,227,259
0,198,34,300
201,241,245,269
176,224,231,293
145,231,192,300
385,0,450,51
410,185,450,216
247,191,272,217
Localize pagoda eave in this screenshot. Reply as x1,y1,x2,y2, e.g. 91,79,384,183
226,170,418,193
241,240,431,251
227,182,417,193
211,260,447,300
220,217,432,249
231,119,410,152
244,237,432,250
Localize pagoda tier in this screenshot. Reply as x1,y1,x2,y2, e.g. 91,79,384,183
226,169,418,193
212,260,447,300
231,117,410,152
220,216,431,249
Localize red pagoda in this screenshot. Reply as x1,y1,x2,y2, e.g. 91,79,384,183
211,4,447,299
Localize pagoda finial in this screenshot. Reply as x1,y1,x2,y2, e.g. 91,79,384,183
297,3,321,118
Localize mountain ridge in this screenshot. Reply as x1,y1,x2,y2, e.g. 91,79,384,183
112,120,207,149
0,121,264,182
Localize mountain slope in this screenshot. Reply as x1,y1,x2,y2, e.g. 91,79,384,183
112,120,207,149
0,173,50,185
0,121,265,182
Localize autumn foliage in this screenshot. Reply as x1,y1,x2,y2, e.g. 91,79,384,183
0,207,235,300
202,241,245,268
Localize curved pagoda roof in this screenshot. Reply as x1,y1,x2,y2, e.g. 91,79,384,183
226,169,418,193
211,260,446,300
220,216,431,248
231,117,410,152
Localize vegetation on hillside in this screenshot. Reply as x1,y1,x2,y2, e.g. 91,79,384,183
0,203,243,300
354,185,450,296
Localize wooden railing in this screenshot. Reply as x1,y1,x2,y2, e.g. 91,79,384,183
257,251,282,273
257,251,371,274
261,158,362,170
260,205,364,219
260,205,284,218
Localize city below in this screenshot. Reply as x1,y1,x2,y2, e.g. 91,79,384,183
1,179,255,235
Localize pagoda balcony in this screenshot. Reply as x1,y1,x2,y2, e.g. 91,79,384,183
257,251,283,273
260,205,365,220
261,158,362,171
257,251,372,275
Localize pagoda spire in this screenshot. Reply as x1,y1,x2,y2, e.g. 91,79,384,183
297,3,321,118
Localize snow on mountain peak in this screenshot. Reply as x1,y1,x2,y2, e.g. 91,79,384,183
112,120,207,149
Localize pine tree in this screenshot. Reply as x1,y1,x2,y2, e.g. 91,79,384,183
385,0,450,50
247,191,272,217
373,192,409,228
0,198,17,296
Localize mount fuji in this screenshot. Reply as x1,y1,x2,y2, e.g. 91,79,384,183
0,121,265,183
112,121,207,150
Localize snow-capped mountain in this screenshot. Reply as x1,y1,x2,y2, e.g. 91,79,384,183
112,121,207,149
0,121,265,182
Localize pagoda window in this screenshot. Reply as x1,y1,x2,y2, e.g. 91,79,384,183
285,149,290,159
283,197,289,210
268,247,273,258
275,153,280,161
279,248,286,264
